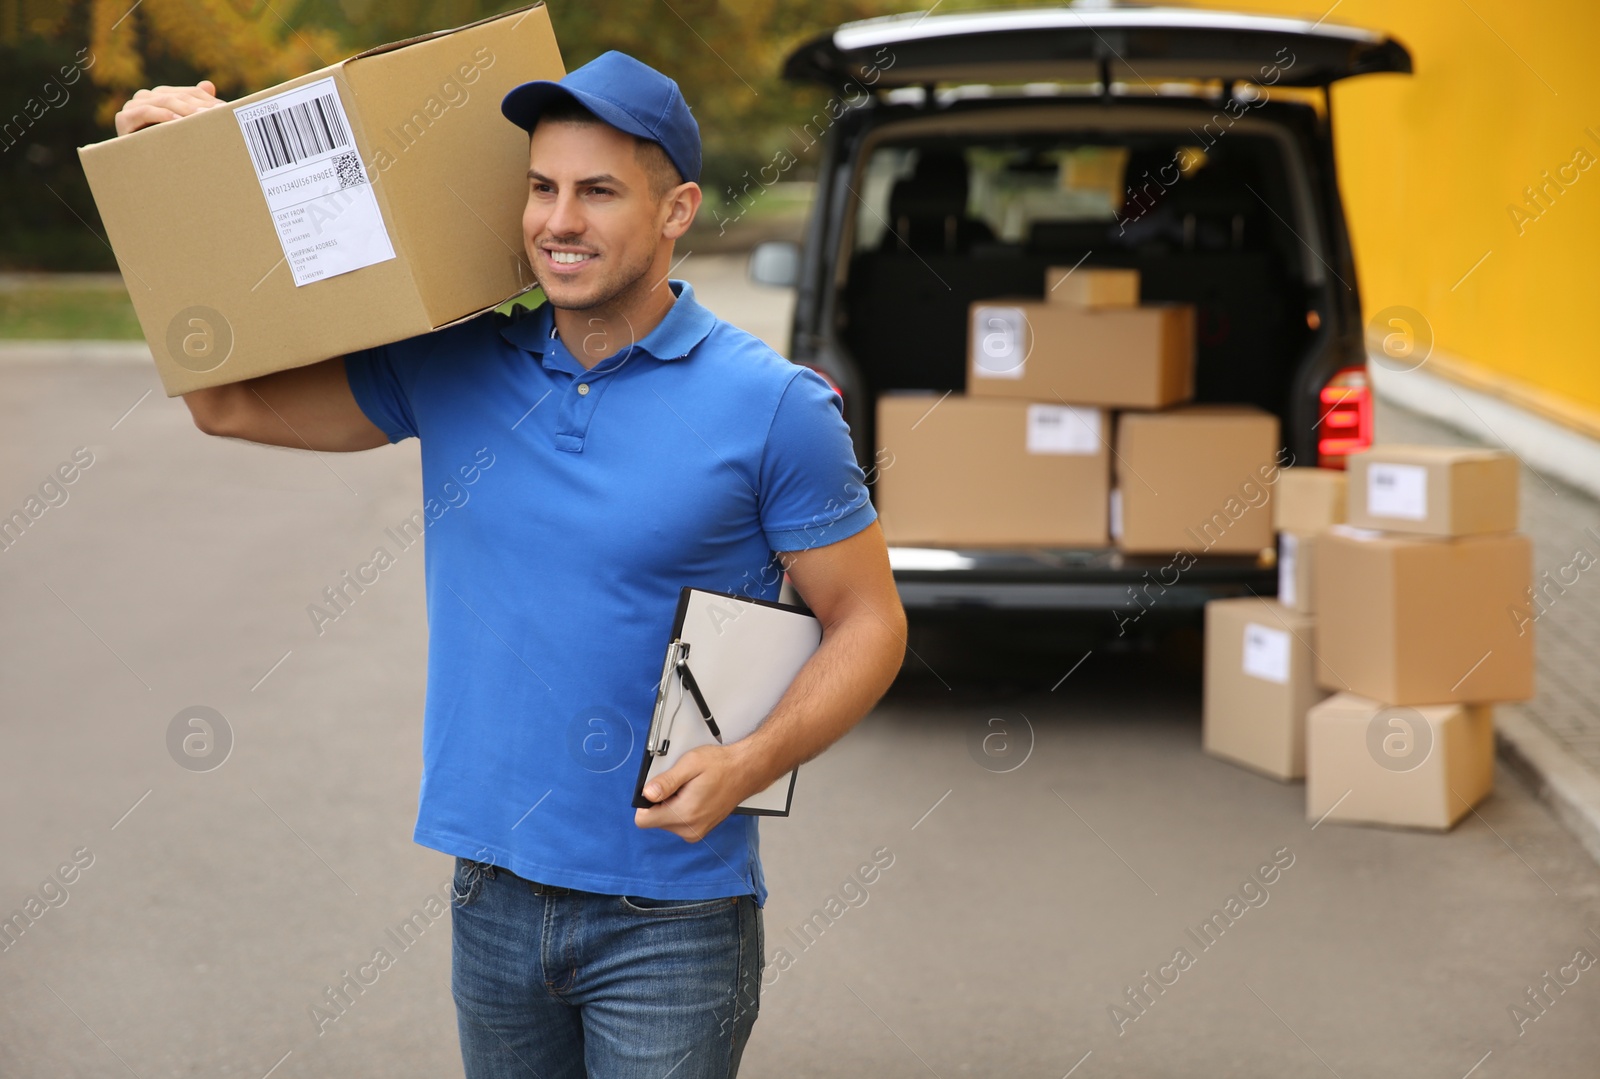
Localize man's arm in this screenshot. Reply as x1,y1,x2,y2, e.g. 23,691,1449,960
184,358,390,451
634,520,907,841
111,81,391,453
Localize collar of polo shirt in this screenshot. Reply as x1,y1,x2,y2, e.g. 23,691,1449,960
498,279,718,365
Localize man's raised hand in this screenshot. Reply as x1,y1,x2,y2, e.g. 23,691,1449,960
114,80,225,136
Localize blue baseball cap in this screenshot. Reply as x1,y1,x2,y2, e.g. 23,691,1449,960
501,51,701,185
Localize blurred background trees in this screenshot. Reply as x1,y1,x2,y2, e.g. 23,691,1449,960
0,0,1019,270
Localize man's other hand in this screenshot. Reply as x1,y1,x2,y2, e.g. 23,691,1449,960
114,81,225,136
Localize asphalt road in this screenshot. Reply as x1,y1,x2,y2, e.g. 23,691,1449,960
3,257,1600,1078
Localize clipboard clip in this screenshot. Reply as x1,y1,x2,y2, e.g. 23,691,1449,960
646,638,686,756
645,639,725,757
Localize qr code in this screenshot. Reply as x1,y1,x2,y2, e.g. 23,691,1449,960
333,151,365,189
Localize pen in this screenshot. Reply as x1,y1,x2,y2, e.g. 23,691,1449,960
675,648,723,743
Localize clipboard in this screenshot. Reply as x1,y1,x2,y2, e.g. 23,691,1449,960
632,587,823,816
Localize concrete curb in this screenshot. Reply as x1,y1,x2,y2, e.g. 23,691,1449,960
1496,706,1600,866
1370,350,1600,504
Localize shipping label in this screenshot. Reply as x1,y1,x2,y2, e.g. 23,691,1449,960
1241,622,1291,684
1277,533,1298,608
1366,462,1428,520
234,77,396,287
971,306,1027,379
1026,404,1100,455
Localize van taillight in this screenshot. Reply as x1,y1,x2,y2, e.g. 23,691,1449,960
806,365,843,400
1317,366,1372,467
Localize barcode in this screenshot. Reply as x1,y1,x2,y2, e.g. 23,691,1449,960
242,93,350,174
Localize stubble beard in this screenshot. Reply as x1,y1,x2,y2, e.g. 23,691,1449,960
534,240,658,316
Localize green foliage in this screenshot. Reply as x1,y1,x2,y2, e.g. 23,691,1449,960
0,278,143,338
0,24,118,270
1,0,1051,271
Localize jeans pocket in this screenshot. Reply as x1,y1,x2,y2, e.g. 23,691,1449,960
451,857,495,909
618,894,739,918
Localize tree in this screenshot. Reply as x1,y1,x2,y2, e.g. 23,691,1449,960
1,0,344,268
1,0,1027,270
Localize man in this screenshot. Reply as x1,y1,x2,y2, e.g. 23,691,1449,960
114,50,905,1078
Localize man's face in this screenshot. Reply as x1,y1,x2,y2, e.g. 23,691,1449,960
523,120,667,311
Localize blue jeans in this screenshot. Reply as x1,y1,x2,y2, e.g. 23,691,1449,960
449,857,764,1079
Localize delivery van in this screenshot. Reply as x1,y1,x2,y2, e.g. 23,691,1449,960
750,4,1410,623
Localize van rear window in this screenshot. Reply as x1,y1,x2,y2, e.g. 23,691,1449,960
853,140,1213,253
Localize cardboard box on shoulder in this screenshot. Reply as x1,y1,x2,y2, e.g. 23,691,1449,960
1306,692,1494,831
1112,406,1283,555
1203,597,1329,780
967,298,1193,409
874,394,1109,547
1313,526,1534,704
1273,467,1346,534
78,5,564,396
1044,266,1139,308
1347,445,1518,537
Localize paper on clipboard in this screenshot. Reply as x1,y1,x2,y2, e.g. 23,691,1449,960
633,587,822,816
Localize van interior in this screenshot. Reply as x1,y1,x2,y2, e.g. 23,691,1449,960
838,110,1319,452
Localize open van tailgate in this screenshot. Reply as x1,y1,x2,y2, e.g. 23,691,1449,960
785,6,1410,91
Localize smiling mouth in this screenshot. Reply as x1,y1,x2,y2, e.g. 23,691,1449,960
545,249,596,266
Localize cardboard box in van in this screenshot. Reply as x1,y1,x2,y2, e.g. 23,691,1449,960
967,298,1193,409
874,393,1109,546
78,5,563,396
1112,406,1281,555
1044,266,1139,308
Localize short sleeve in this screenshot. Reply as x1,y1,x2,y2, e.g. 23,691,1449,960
344,337,428,443
758,367,878,552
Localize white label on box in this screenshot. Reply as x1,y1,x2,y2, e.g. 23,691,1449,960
1278,533,1298,608
1109,488,1123,539
1241,622,1290,684
1366,462,1428,520
971,306,1027,379
1026,404,1100,454
235,77,396,287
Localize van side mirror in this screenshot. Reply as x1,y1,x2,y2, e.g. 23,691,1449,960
747,241,800,288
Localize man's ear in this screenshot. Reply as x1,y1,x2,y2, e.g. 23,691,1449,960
661,181,701,240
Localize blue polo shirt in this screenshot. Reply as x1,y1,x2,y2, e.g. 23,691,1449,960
343,280,875,905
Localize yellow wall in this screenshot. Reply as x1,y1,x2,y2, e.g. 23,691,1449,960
1182,0,1600,421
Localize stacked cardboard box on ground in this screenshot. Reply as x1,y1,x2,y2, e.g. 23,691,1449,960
875,267,1278,551
1201,467,1345,781
1203,446,1532,832
1306,445,1532,831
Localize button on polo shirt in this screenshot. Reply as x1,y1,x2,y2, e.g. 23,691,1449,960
533,320,628,453
343,280,875,905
